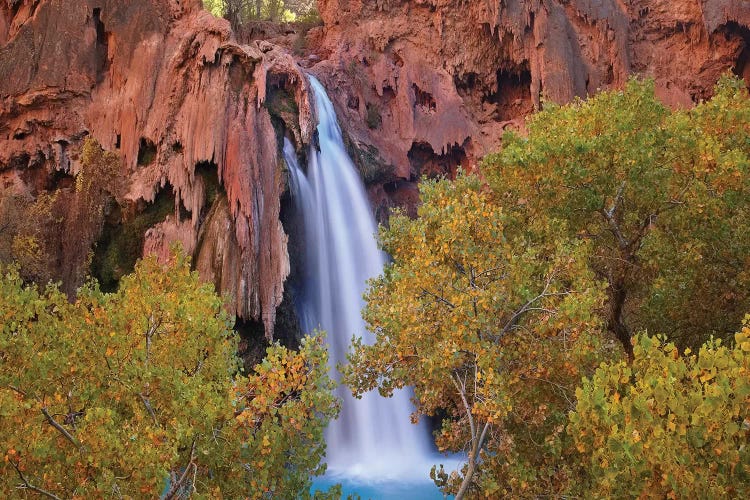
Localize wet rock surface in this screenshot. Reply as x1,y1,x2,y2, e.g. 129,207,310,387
311,0,750,206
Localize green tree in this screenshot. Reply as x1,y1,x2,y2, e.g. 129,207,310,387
227,335,339,498
344,76,750,497
203,0,309,26
569,324,750,497
482,76,750,357
0,251,338,498
344,174,608,498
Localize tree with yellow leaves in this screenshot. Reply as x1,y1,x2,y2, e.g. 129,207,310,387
344,174,608,498
346,76,750,497
0,251,338,498
569,323,750,497
482,76,750,357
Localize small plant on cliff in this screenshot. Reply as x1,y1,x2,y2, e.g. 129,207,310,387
6,191,60,285
0,250,339,498
0,138,124,291
61,138,124,291
203,0,315,26
569,325,750,497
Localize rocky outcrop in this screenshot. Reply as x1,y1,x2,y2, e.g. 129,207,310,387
0,0,315,339
311,0,750,187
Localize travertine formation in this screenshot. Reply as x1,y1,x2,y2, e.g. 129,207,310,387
312,0,750,184
0,0,314,338
1,0,749,339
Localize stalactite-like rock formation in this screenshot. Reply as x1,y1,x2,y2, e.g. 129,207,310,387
312,0,750,184
0,0,315,339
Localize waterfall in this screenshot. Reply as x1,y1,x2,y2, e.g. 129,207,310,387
284,76,435,481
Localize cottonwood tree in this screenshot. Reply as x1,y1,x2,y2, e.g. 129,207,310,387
0,251,338,498
482,76,750,358
569,325,750,496
344,175,607,498
344,75,750,497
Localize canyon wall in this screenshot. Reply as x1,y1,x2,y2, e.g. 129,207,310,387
0,0,315,339
311,0,750,212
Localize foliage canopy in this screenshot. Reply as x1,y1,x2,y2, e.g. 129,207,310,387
344,174,608,497
0,252,338,499
202,0,319,26
482,76,750,356
570,326,750,497
346,75,750,497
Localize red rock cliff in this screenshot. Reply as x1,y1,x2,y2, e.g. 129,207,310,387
312,0,750,184
0,0,316,339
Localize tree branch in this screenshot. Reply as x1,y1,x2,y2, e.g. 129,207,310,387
11,460,62,500
164,440,197,500
600,207,628,250
476,421,491,457
7,385,27,396
41,407,81,448
499,272,563,337
419,288,456,309
451,373,475,442
139,393,158,426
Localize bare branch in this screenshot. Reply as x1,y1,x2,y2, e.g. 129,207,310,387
164,440,197,500
520,375,575,409
144,314,161,369
140,393,158,426
7,385,27,396
419,288,456,309
476,421,491,456
499,271,564,337
600,207,628,250
451,373,476,442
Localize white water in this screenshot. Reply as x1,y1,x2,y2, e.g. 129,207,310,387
284,76,437,482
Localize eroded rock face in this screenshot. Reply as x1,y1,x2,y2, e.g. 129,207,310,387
312,0,750,188
0,0,315,339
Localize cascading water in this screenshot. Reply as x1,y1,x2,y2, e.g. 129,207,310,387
284,76,439,486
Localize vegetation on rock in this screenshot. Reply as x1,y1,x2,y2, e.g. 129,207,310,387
0,138,122,292
203,0,319,26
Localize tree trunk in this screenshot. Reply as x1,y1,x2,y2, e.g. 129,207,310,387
608,277,634,362
455,452,476,500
